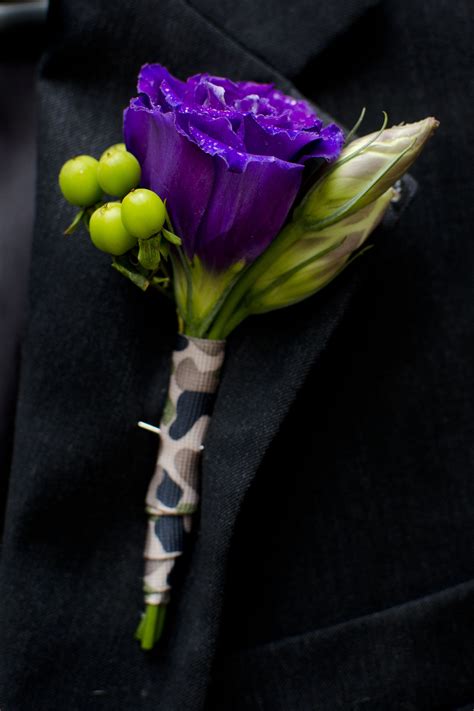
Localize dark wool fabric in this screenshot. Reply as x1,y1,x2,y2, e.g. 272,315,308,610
0,0,473,709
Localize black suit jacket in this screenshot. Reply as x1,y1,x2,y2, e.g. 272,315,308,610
1,0,473,709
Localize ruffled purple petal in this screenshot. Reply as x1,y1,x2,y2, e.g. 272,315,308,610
137,64,185,109
175,111,247,171
241,113,342,163
315,123,346,158
125,64,345,271
257,89,320,127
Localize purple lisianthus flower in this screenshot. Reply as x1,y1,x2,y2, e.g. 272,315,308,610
124,64,344,271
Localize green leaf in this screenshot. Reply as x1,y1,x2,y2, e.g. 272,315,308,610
151,276,170,285
111,257,150,291
63,209,85,235
138,235,161,271
162,228,182,246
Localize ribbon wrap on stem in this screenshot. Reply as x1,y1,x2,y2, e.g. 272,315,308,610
143,335,225,611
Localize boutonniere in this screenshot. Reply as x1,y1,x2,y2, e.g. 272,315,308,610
58,64,438,649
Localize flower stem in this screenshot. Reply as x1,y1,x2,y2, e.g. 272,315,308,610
136,604,167,650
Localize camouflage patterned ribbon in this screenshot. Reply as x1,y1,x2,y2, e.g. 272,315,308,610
143,334,225,606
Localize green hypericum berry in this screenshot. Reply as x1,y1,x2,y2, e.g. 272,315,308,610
89,202,137,256
100,143,126,160
59,155,102,207
121,189,166,239
97,149,141,198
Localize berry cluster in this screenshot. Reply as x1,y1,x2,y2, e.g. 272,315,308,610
58,144,181,291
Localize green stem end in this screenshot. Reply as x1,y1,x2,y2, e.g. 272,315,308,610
135,604,167,650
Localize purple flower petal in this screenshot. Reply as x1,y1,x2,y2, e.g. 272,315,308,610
194,157,303,270
124,64,345,270
124,103,215,256
137,64,184,109
241,113,343,163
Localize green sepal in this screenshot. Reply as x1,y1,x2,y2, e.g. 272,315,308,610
344,106,367,145
159,240,170,258
171,252,245,338
138,235,162,271
150,275,170,286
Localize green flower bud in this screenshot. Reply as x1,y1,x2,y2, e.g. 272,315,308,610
246,188,394,313
295,117,439,230
208,116,438,340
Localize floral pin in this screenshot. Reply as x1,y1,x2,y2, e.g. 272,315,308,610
58,64,438,649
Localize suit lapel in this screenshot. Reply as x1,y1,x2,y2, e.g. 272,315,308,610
184,0,380,78
204,267,366,587
5,2,387,709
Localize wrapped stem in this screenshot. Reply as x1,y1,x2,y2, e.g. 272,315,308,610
136,334,225,648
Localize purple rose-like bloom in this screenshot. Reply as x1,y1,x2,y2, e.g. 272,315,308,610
124,64,344,271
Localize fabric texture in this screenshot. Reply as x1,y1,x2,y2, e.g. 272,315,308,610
0,51,40,517
0,0,473,709
144,335,225,605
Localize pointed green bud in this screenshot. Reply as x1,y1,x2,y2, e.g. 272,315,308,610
295,117,439,230
245,188,394,314
208,116,438,339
